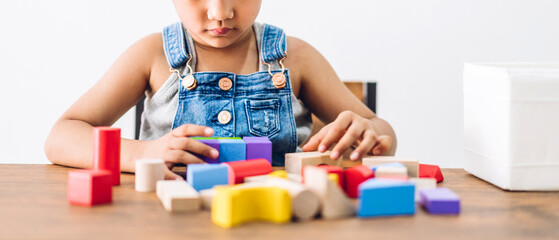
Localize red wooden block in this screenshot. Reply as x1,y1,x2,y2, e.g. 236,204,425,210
93,127,121,186
343,165,374,198
224,159,273,185
418,164,444,183
68,169,112,206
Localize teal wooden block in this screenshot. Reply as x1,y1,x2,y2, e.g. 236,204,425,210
358,178,415,217
217,139,246,163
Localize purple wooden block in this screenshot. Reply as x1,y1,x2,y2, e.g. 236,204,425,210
419,187,460,215
194,139,220,163
242,137,272,164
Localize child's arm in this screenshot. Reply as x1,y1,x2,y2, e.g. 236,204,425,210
286,37,397,160
44,33,217,179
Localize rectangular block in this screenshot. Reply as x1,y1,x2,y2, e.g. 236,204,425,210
157,180,201,213
464,63,559,191
193,139,220,163
285,151,342,175
217,139,246,163
187,164,229,191
358,178,415,217
243,137,272,164
93,127,121,185
419,187,460,214
225,159,273,185
362,156,418,177
374,162,408,179
68,169,112,206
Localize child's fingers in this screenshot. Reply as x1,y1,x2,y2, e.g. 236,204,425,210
316,113,353,156
330,123,367,160
301,126,328,151
163,149,206,166
168,137,219,159
164,168,184,180
371,135,392,155
172,124,214,138
348,130,378,161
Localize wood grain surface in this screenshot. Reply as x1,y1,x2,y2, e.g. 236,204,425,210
0,164,558,240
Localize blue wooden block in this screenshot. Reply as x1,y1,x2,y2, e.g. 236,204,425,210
217,139,246,163
358,178,415,217
187,164,229,191
419,187,460,215
370,162,406,173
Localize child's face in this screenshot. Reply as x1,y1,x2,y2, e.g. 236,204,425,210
173,0,262,49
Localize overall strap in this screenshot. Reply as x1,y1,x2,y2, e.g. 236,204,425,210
260,24,287,63
162,22,190,69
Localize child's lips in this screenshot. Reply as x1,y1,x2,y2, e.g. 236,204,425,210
209,27,232,35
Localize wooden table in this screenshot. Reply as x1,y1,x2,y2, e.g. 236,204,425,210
1,164,558,240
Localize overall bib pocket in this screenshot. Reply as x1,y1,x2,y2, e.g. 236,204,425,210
245,99,281,137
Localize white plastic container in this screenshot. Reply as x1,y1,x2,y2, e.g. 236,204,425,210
463,63,559,191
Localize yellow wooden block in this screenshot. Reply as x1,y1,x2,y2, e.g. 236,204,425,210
269,170,288,179
211,185,291,228
328,173,339,186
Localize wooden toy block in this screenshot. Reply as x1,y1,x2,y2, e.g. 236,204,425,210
409,178,437,202
343,165,374,198
419,187,460,214
375,162,409,179
186,164,229,191
328,174,339,186
199,188,215,210
244,170,286,183
225,159,273,185
135,159,165,192
419,164,444,183
156,180,201,213
93,127,121,186
193,139,220,163
285,151,343,175
287,173,303,183
212,185,291,228
303,166,355,219
264,177,321,221
243,136,272,164
217,139,246,163
362,156,419,178
68,169,112,206
358,178,415,217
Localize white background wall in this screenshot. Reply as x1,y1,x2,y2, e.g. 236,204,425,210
1,0,558,166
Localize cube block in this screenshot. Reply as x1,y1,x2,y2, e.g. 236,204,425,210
217,139,246,163
68,169,112,206
243,136,272,164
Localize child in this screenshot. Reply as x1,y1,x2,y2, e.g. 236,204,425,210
44,0,397,180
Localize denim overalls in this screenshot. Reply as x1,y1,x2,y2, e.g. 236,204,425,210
157,22,304,166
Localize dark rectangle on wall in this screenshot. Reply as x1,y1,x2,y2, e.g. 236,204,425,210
366,82,377,113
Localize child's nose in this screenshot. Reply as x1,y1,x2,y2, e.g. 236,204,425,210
207,0,234,21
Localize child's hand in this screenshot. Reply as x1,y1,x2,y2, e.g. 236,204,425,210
302,111,393,161
142,124,219,180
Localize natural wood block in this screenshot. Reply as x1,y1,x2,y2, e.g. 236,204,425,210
303,166,355,219
156,180,201,213
135,159,165,192
362,156,419,177
285,151,343,175
265,177,321,221
409,178,437,202
199,188,215,210
375,162,409,179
